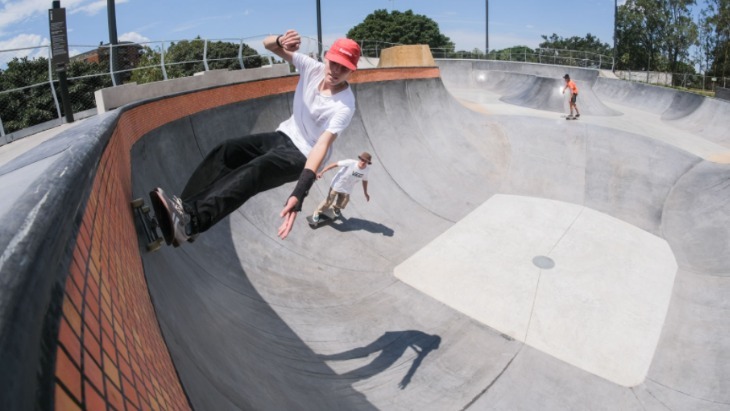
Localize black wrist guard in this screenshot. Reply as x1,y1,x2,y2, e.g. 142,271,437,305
288,169,316,212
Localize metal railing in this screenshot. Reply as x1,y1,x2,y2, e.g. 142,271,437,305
2,38,728,144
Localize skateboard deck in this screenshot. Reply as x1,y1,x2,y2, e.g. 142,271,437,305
306,208,339,228
131,197,164,252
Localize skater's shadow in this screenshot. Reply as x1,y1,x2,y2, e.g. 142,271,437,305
330,216,394,237
318,330,441,389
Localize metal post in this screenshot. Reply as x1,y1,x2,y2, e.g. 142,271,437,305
238,40,245,69
160,41,168,80
316,0,323,60
107,0,122,85
613,0,617,72
51,1,73,123
485,0,489,55
203,39,209,71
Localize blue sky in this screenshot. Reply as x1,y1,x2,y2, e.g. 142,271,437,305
0,0,696,65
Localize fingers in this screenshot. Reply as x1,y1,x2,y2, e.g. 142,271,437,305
278,211,296,239
281,30,301,51
278,197,300,239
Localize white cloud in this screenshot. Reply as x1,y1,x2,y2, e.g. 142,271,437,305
0,33,48,65
119,31,149,44
0,0,102,36
70,0,128,16
0,0,51,30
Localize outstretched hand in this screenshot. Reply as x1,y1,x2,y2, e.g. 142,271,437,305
279,29,301,52
278,196,300,239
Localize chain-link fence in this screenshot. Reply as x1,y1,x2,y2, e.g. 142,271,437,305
2,38,728,144
0,35,305,144
613,69,729,92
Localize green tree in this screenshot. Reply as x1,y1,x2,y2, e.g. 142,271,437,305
539,33,613,56
66,59,113,112
0,56,114,133
616,0,668,71
0,57,56,133
130,38,264,83
705,0,730,79
130,45,165,84
664,0,698,82
697,4,719,75
347,9,454,57
493,46,535,62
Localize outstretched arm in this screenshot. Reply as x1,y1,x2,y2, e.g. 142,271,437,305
317,162,339,179
278,131,338,239
362,180,370,202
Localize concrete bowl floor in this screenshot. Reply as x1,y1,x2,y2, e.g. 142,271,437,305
131,60,730,410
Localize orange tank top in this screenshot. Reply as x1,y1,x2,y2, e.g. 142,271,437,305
567,80,578,94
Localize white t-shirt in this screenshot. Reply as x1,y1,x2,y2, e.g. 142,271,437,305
331,159,369,194
277,53,356,164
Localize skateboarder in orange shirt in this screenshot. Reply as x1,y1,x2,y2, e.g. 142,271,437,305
562,74,581,119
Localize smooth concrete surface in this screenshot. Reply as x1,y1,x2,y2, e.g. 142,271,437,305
395,194,677,386
2,59,729,410
126,60,729,410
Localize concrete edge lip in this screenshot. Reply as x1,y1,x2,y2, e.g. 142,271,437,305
395,194,678,386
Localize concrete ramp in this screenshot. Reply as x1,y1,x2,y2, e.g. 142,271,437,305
3,62,729,410
126,65,729,410
440,60,620,116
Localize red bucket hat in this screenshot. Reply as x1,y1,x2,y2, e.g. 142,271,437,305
325,38,361,71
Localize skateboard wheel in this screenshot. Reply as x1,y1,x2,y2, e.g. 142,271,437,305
131,198,144,208
147,238,163,252
141,205,150,214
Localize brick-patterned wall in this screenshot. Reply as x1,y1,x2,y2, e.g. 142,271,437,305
51,67,438,410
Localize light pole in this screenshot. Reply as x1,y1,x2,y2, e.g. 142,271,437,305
613,0,617,71
107,0,121,85
316,0,323,59
485,0,489,57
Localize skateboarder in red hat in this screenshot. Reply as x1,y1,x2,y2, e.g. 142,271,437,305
150,29,361,246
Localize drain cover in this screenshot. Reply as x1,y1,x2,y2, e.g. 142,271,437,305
532,255,555,269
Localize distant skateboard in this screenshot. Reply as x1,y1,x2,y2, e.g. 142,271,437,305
563,114,580,120
131,197,164,252
306,208,340,228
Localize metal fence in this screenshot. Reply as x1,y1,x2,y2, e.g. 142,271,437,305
0,35,296,143
1,38,728,145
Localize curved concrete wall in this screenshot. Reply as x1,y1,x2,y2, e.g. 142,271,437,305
1,60,728,410
0,67,440,410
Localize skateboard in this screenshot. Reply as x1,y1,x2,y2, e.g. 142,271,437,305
131,197,164,252
306,208,340,228
563,115,580,120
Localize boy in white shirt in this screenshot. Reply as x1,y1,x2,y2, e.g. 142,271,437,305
312,152,372,223
149,29,361,246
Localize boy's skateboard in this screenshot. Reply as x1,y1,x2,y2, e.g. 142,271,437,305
131,197,164,252
306,208,339,228
563,114,579,120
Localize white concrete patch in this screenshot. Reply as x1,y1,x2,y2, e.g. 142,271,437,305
394,194,677,386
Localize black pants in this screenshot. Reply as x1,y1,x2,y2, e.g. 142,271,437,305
181,131,306,233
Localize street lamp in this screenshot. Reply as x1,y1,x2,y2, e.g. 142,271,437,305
316,0,323,60
613,0,617,71
486,0,489,56
107,0,121,85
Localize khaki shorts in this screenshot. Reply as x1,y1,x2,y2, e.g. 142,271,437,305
315,188,350,214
